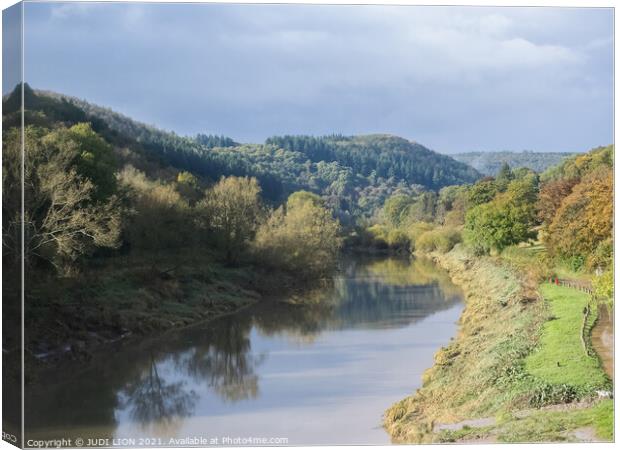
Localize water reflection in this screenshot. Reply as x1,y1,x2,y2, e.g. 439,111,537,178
172,318,265,402
25,256,463,444
119,356,198,436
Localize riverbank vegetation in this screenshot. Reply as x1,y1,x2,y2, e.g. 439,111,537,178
2,83,613,442
379,145,613,442
365,144,613,299
384,247,612,443
3,85,345,360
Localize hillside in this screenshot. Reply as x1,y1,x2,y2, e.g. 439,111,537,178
266,135,480,190
452,151,577,176
3,85,480,223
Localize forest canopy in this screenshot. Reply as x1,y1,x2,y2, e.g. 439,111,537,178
3,85,481,227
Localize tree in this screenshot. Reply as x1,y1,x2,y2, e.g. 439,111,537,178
468,178,498,206
404,191,437,224
176,171,202,204
176,171,199,187
536,178,577,226
118,166,192,252
545,167,612,267
253,192,342,276
542,145,613,182
3,126,120,272
43,123,118,200
382,194,415,227
464,176,538,254
593,268,613,302
495,162,513,192
286,190,325,209
464,200,533,254
436,185,469,226
198,176,263,264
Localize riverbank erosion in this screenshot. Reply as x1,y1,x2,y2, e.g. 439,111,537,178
384,245,613,443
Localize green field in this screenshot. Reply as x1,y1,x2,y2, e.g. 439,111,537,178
525,284,609,389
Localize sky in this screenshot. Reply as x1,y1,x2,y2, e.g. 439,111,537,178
4,2,615,153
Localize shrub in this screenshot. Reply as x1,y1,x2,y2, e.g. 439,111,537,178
387,229,410,250
593,268,613,302
416,228,462,254
365,224,410,251
367,224,390,249
405,222,434,251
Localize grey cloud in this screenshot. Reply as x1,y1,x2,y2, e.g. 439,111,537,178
20,2,613,153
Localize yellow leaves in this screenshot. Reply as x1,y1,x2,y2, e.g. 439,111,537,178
547,166,612,263
176,171,199,187
80,151,95,162
253,192,341,276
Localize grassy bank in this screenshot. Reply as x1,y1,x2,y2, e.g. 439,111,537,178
21,251,310,366
384,245,612,443
525,284,607,389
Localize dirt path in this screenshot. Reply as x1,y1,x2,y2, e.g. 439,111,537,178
591,304,614,380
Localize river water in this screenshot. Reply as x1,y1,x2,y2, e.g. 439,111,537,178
25,256,463,446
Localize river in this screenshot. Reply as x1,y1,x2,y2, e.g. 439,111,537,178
25,256,463,446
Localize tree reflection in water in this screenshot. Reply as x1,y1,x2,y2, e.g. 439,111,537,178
173,315,265,403
26,256,463,440
118,355,198,435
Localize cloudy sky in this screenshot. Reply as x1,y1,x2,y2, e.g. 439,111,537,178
8,2,615,153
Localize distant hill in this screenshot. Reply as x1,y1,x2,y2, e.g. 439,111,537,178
3,84,480,222
266,135,480,191
451,151,578,176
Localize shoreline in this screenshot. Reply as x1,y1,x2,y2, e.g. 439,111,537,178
18,255,328,376
384,245,612,443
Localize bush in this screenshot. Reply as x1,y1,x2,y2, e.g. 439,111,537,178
567,255,586,272
593,268,613,302
416,228,462,254
386,229,410,250
366,224,410,251
367,224,390,249
405,222,434,251
527,382,580,408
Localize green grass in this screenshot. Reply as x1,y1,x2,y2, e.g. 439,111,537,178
496,400,613,442
385,247,613,444
437,425,495,443
524,284,609,389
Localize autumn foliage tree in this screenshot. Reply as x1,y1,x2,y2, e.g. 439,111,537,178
545,166,613,270
198,176,264,264
536,178,577,226
253,191,342,276
118,165,192,252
